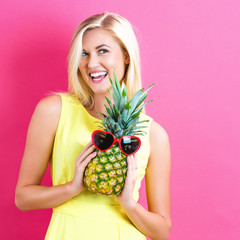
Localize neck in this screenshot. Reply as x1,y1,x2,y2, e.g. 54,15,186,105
87,92,113,120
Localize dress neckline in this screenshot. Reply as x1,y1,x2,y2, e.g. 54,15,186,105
83,106,103,122
63,93,103,122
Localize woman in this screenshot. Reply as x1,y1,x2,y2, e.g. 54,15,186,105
15,12,171,240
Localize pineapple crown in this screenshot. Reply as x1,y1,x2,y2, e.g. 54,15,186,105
97,72,155,138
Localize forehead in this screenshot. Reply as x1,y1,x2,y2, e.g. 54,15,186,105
82,28,120,48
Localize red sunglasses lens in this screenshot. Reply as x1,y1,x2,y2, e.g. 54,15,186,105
120,137,140,155
93,132,114,151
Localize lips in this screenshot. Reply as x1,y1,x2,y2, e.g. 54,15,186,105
89,71,108,83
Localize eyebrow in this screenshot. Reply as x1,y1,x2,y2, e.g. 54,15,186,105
96,44,110,49
82,44,111,52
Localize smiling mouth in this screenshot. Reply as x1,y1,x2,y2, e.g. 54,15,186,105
90,72,108,82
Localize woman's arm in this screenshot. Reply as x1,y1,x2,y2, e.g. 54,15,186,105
15,95,96,211
117,120,172,240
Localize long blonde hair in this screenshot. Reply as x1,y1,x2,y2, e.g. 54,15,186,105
67,12,142,109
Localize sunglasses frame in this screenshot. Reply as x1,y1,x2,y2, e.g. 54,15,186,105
92,130,141,156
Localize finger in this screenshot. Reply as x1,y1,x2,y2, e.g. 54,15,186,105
75,144,95,164
80,140,95,155
81,139,93,150
79,151,97,169
129,155,136,182
86,139,94,147
127,155,134,178
79,139,95,154
133,158,138,182
131,155,137,180
78,144,96,163
133,153,138,175
76,150,96,169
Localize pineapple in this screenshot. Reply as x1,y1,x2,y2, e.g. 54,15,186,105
83,72,155,195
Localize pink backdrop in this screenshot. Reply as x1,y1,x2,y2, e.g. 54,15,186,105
1,0,239,239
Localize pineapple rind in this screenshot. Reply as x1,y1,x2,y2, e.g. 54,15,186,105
84,146,127,195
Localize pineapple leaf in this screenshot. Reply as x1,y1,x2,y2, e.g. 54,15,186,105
134,130,147,136
126,89,144,119
118,115,126,129
138,120,150,124
126,116,139,126
134,92,148,110
132,100,153,117
122,83,128,99
123,122,139,132
99,71,155,137
129,83,156,115
97,112,107,119
132,126,148,130
114,105,119,116
131,111,141,119
107,117,116,126
104,104,112,116
129,89,144,109
113,71,122,97
109,77,121,106
120,82,129,112
125,102,132,110
105,96,116,117
108,88,114,99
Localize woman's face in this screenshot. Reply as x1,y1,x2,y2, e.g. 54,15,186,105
79,28,129,95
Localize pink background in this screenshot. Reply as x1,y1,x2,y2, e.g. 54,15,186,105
1,0,239,239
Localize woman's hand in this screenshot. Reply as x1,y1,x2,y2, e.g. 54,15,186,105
69,141,97,197
117,153,138,209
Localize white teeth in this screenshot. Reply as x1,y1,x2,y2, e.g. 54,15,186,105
90,72,107,78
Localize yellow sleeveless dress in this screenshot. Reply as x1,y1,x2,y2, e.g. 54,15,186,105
45,93,152,240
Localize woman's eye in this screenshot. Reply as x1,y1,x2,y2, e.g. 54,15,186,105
99,49,108,54
82,52,88,57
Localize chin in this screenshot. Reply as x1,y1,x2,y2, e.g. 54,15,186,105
92,89,109,95
90,83,112,95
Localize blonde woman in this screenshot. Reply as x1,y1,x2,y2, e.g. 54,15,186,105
15,12,171,240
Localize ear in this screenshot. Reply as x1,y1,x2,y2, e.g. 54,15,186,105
124,53,130,65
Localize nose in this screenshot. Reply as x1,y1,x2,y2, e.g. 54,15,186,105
87,53,99,68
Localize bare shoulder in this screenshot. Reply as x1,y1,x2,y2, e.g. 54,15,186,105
34,94,62,121
29,94,62,137
149,120,170,144
35,94,62,115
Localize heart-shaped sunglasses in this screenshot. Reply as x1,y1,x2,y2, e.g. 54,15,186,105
92,130,141,156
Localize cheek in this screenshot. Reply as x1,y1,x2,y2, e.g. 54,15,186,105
104,56,116,68
78,64,86,78
107,54,126,73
